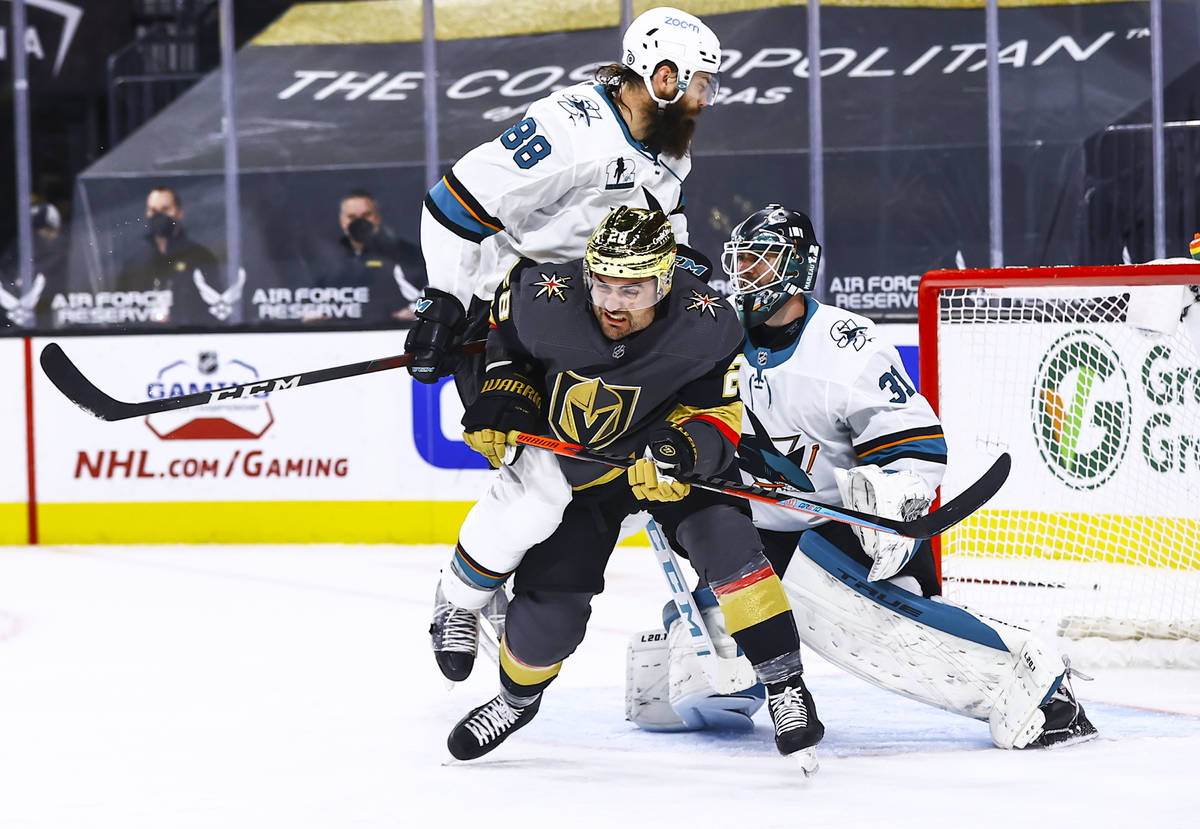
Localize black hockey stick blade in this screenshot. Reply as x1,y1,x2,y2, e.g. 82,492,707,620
513,432,1010,540
39,340,485,422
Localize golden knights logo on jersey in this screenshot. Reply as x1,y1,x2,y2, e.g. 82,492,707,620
551,371,641,448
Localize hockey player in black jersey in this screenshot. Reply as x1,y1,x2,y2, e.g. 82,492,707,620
444,207,823,769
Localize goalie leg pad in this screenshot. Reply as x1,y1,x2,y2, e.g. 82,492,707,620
783,530,1067,747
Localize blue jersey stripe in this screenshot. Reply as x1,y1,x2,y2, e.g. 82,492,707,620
859,436,948,467
427,178,502,241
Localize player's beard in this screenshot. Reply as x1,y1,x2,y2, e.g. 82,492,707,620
642,100,698,159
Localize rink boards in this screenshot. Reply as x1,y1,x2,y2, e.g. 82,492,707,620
0,327,917,544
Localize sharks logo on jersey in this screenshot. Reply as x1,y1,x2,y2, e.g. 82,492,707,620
551,371,642,449
737,407,815,492
558,94,602,126
605,157,637,190
831,319,871,351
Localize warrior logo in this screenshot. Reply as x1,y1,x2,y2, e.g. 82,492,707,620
831,319,870,350
1031,330,1131,490
605,157,637,190
551,371,641,448
532,272,572,302
558,94,602,126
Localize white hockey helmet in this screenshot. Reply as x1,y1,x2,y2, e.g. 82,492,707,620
622,7,722,108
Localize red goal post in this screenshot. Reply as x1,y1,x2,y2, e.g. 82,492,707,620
918,262,1200,667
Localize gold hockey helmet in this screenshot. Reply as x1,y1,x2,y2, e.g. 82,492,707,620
584,207,676,310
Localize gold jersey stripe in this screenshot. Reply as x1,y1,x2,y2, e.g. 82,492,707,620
667,401,743,441
715,572,792,634
500,636,563,688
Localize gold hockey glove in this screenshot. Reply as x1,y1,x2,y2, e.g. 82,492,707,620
628,455,691,502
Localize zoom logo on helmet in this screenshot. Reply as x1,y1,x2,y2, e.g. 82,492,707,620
1031,330,1131,490
664,17,700,32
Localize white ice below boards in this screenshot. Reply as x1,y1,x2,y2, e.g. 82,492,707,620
1,543,1198,829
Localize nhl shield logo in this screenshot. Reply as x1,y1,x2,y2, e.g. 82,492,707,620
198,351,219,375
551,371,641,448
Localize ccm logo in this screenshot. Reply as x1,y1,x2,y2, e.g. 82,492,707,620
664,17,700,31
208,375,301,402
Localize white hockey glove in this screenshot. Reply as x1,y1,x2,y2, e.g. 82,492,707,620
834,465,932,582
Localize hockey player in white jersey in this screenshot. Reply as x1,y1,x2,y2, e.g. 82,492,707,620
406,6,721,386
413,9,724,683
626,204,1098,751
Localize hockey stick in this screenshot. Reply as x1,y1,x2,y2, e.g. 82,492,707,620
644,518,721,687
513,432,1010,540
38,340,486,422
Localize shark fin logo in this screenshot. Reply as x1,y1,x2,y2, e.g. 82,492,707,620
1031,330,1131,490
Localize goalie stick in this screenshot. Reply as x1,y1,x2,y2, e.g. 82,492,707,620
513,432,1010,540
38,340,486,422
644,518,721,687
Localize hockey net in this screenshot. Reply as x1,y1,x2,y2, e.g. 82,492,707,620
919,263,1200,668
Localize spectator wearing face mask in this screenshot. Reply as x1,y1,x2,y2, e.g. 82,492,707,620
116,186,220,324
313,189,426,324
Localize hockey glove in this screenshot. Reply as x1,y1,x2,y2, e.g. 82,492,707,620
461,362,546,468
405,288,467,383
833,465,932,582
630,423,698,502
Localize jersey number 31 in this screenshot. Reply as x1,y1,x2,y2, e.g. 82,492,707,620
501,118,553,169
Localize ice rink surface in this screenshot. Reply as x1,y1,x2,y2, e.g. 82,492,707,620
3,543,1199,829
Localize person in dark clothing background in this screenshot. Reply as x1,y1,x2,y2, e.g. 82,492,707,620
117,186,220,325
315,189,426,324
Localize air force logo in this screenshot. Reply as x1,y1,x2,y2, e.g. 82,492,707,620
831,319,871,351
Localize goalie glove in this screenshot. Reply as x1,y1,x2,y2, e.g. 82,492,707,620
461,361,546,468
833,465,932,582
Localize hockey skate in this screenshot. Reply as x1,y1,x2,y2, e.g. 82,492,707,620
766,674,824,776
430,582,509,682
1026,666,1098,749
447,693,542,761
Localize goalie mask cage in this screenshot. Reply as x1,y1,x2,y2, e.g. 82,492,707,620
919,263,1200,668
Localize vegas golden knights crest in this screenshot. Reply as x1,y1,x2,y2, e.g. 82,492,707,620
551,371,641,448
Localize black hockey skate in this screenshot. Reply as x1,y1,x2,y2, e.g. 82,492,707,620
429,581,479,682
430,582,509,682
766,674,824,775
447,693,542,761
1027,666,1098,749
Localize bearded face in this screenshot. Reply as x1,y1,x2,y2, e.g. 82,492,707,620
642,98,700,159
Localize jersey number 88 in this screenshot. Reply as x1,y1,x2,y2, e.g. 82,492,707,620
501,118,553,169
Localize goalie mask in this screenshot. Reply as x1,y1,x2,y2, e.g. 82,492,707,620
622,7,722,108
584,207,677,311
722,204,821,328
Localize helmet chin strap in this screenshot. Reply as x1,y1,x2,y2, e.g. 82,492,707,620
643,74,684,109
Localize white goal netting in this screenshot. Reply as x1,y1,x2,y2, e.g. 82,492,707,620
928,271,1200,667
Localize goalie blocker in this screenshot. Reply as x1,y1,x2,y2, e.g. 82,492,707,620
627,527,1096,749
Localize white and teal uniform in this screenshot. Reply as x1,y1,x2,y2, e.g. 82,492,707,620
737,296,947,532
422,82,692,308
